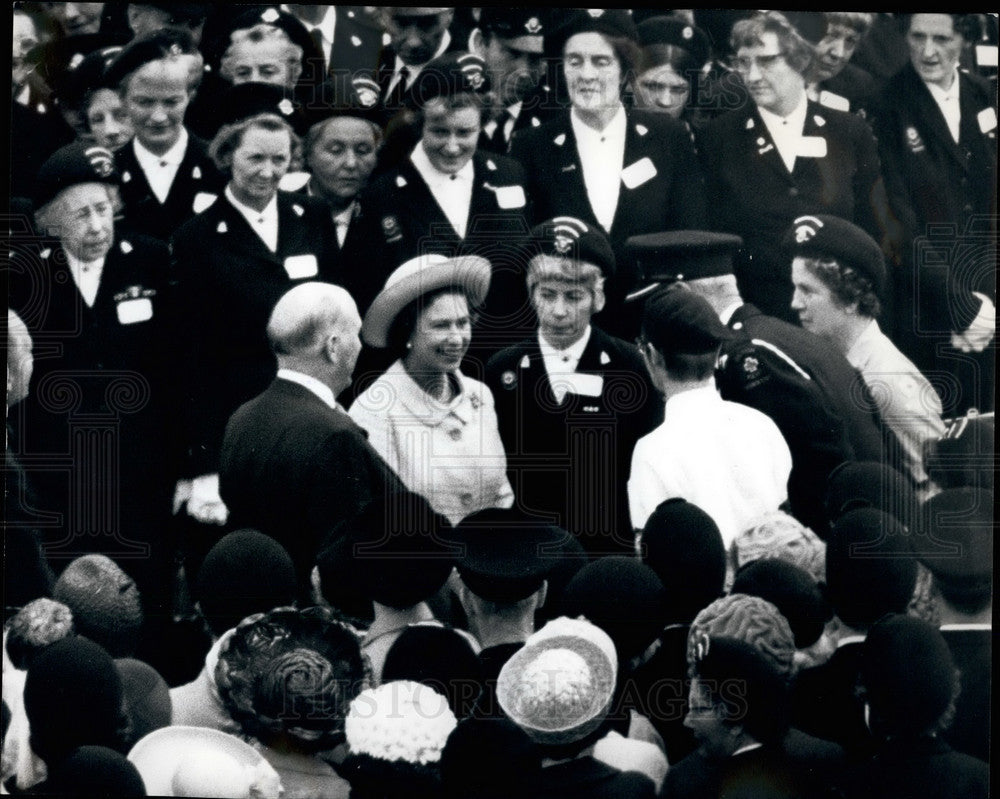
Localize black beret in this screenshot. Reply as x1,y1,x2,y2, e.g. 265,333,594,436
640,284,737,355
781,11,829,45
133,2,211,23
782,214,887,297
546,9,639,58
626,230,742,287
216,80,309,134
451,508,570,603
33,142,119,210
306,75,387,132
51,45,124,111
917,487,993,598
218,6,319,67
862,614,956,734
825,460,918,531
525,216,616,279
408,51,491,108
732,559,831,649
382,625,483,716
103,28,199,88
479,8,548,41
637,16,711,68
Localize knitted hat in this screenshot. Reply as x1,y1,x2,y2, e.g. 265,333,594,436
825,460,918,531
861,614,957,736
195,529,297,636
560,557,670,663
640,498,727,623
782,214,887,297
826,508,917,629
731,559,831,649
32,141,119,211
114,658,172,746
24,637,125,763
42,746,147,796
688,594,796,678
525,217,616,279
730,510,827,585
440,718,541,799
53,555,143,658
4,597,74,670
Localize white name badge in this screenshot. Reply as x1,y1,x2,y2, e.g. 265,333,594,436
192,192,218,213
284,254,319,279
561,372,604,397
621,157,658,189
796,136,828,158
977,107,997,134
494,185,526,209
819,90,850,112
117,298,153,325
976,44,999,68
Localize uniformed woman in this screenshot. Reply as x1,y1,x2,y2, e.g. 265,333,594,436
171,82,341,528
349,254,514,526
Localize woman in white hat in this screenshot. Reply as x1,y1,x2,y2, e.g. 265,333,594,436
348,254,514,526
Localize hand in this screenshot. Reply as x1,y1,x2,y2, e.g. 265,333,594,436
187,473,229,526
951,293,995,353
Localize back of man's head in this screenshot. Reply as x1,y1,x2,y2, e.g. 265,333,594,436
267,281,357,358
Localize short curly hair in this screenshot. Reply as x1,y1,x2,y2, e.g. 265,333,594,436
796,255,882,319
208,112,303,175
730,11,814,76
220,23,303,88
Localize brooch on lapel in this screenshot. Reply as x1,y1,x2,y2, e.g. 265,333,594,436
192,165,202,179
520,355,531,369
40,248,52,259
486,159,497,171
122,171,131,183
554,133,566,146
396,175,408,188
292,204,304,217
469,393,482,410
531,117,541,127
501,370,517,389
635,123,648,136
351,35,362,47
217,221,228,233
812,114,826,127
905,127,925,153
120,240,133,254
745,118,755,130
600,351,610,365
382,215,403,243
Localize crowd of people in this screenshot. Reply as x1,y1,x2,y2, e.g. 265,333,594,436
3,5,996,797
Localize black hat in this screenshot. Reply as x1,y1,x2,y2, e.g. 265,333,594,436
42,746,147,795
925,411,995,492
862,614,957,735
782,214,887,296
640,284,737,354
33,142,119,210
441,718,541,799
825,460,918,532
782,11,829,45
692,10,755,58
452,508,570,603
636,16,711,68
525,217,616,279
306,75,387,132
641,498,726,623
917,487,993,599
103,27,199,89
626,230,743,288
329,492,458,609
25,33,123,108
479,8,548,43
51,45,124,111
732,559,831,649
546,9,639,58
216,80,309,133
217,6,320,71
826,508,917,629
409,51,491,108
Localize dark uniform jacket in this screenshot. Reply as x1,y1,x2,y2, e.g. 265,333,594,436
220,378,404,593
940,625,991,763
484,327,662,555
115,133,226,243
528,757,655,799
511,108,707,339
698,100,885,321
814,63,878,117
478,82,561,156
171,191,341,476
843,736,989,799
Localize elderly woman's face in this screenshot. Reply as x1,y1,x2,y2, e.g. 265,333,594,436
633,63,690,118
790,257,850,343
43,2,105,36
405,292,471,375
308,117,379,204
421,102,479,175
86,88,134,152
812,24,863,83
12,12,38,91
226,38,295,88
564,32,623,112
51,183,115,262
907,14,963,90
734,31,804,114
228,124,292,209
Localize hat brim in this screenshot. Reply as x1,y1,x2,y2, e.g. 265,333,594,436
362,255,491,348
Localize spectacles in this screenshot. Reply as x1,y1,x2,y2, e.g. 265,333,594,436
728,53,785,74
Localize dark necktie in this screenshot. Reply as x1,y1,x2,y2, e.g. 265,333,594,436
310,27,328,72
489,110,514,152
385,65,410,109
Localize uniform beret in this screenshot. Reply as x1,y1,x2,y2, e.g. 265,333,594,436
103,27,199,89
51,45,124,111
782,214,887,296
546,9,639,57
479,8,548,42
526,216,616,279
626,230,743,286
409,51,491,107
33,142,119,210
217,6,319,69
216,80,309,133
732,559,831,649
637,16,711,68
306,76,389,132
917,487,993,598
825,460,918,531
640,284,737,355
781,11,829,45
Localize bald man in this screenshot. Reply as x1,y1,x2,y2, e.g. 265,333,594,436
219,282,405,594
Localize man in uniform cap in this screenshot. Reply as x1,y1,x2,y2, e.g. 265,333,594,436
485,218,662,556
629,285,792,547
376,8,460,111
627,230,874,535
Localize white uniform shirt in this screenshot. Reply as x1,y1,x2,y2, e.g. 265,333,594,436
410,141,475,238
628,384,792,546
924,68,962,143
757,91,809,173
538,326,592,404
385,29,451,97
225,186,279,252
133,128,189,204
349,360,514,525
65,251,105,307
571,105,627,232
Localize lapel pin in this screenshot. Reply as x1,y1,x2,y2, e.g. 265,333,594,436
192,166,202,179
292,204,304,216
520,355,531,369
636,124,648,136
217,222,227,233
396,175,408,187
600,351,611,365
554,133,566,146
120,240,133,254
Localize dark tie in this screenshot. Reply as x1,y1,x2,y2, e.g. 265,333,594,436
489,110,514,152
309,27,328,72
384,66,410,109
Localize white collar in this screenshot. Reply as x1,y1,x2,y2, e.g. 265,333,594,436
846,318,883,362
538,325,592,363
332,202,356,226
757,90,809,130
731,742,764,757
225,185,279,226
277,368,338,410
924,69,961,103
305,5,336,44
394,29,451,76
719,302,743,326
133,126,188,168
64,249,105,274
410,140,475,187
570,103,627,141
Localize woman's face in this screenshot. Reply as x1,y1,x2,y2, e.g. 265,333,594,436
228,125,292,209
122,60,190,154
790,257,851,343
86,88,134,151
563,32,623,112
421,102,480,175
226,38,295,89
633,63,690,118
405,291,471,375
734,31,804,115
307,116,379,204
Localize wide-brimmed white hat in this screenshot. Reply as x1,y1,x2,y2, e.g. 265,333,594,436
127,726,282,798
361,254,491,348
496,616,618,746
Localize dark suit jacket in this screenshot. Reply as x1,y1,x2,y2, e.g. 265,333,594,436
115,133,226,243
484,327,662,555
941,625,991,763
171,191,341,476
817,63,878,117
528,757,655,799
511,108,707,338
843,736,989,799
220,378,405,589
698,100,885,320
663,745,825,799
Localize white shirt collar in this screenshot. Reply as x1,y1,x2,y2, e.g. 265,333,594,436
277,368,338,410
570,103,627,142
64,249,105,306
538,325,592,364
756,90,809,130
924,68,961,103
393,28,451,80
719,302,743,326
411,141,475,187
924,69,962,142
845,318,883,368
225,186,280,251
133,126,189,169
